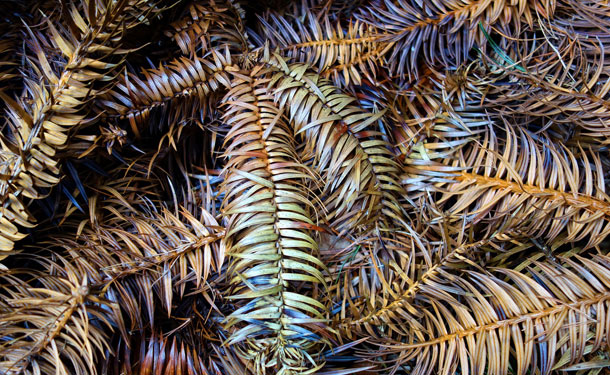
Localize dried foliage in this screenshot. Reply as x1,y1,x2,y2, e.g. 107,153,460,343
1,0,610,374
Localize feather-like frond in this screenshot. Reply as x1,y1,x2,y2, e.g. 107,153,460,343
356,0,555,80
253,8,383,86
0,257,112,375
434,125,610,248
0,0,159,256
166,0,248,57
376,255,610,375
66,202,224,314
100,50,234,136
265,54,406,233
220,64,329,373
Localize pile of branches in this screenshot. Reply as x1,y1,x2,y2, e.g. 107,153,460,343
1,0,610,374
